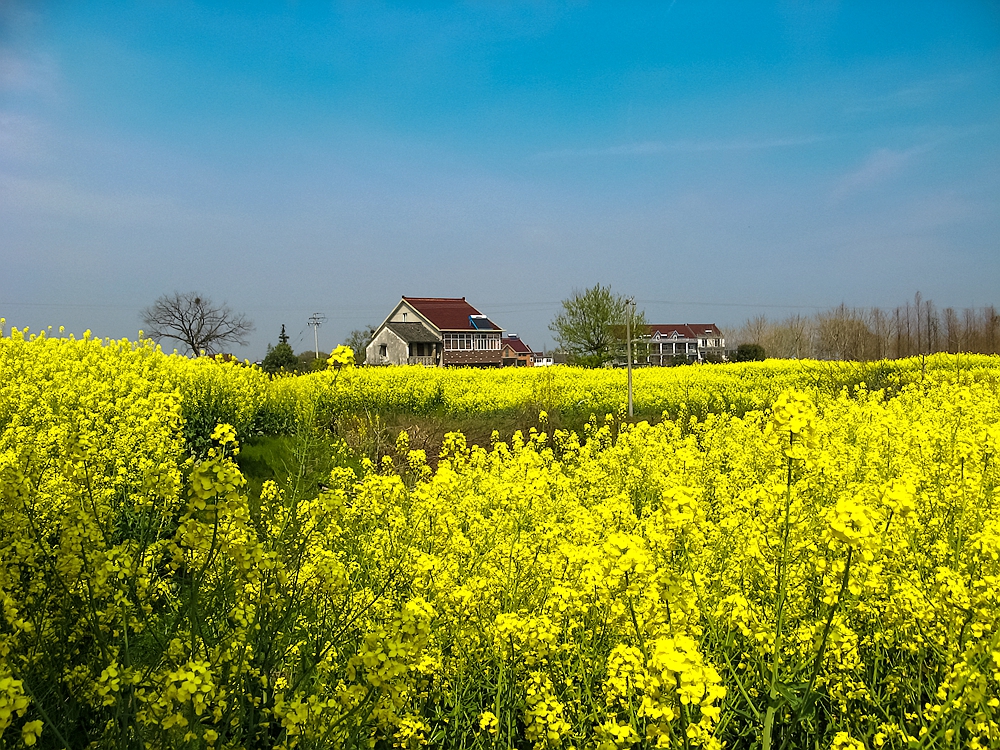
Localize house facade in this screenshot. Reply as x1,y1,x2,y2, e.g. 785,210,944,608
366,297,504,367
501,334,534,367
643,324,726,364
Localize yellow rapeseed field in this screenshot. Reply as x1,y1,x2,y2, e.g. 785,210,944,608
0,326,998,749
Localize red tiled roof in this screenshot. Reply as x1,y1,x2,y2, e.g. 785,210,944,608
502,336,533,354
647,324,722,339
403,297,500,331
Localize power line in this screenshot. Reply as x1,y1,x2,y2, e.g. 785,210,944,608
307,313,326,358
0,301,392,314
3,297,828,318
1,301,145,310
476,301,562,308
637,298,827,310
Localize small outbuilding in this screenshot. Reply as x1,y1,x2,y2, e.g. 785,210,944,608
501,334,535,366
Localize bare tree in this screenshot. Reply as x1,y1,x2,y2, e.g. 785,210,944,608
770,314,813,359
868,307,890,360
344,325,377,365
736,314,771,349
943,307,962,353
985,306,1000,354
816,304,877,361
141,292,254,356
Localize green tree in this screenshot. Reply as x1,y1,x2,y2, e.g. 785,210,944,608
549,284,647,367
261,325,300,373
734,343,766,362
297,350,328,371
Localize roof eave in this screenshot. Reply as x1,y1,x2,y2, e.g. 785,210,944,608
373,297,442,338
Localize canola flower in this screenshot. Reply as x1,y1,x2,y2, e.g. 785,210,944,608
0,326,997,748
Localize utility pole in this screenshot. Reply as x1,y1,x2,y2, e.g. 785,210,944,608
626,296,635,418
308,313,326,358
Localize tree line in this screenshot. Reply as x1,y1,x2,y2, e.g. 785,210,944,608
729,293,1000,360
138,290,999,367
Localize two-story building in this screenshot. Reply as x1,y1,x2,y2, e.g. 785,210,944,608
501,334,534,367
366,297,504,367
644,324,726,364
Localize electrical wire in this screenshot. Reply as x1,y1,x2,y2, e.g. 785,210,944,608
636,298,827,310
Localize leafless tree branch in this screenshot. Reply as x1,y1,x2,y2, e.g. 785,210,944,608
141,292,254,356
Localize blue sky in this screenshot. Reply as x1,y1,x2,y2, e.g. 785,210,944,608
2,1,998,357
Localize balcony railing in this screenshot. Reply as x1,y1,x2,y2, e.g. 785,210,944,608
407,356,437,366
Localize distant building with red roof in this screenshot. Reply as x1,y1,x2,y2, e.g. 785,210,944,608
366,296,505,367
501,334,535,367
643,324,726,364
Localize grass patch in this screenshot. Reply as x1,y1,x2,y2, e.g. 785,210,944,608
236,431,363,502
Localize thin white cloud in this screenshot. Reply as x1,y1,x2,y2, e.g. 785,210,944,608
846,73,973,115
0,48,58,97
535,134,830,159
0,111,47,160
831,144,929,201
0,172,195,226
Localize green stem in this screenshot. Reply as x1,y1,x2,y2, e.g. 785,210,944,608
799,546,854,720
763,704,777,750
623,571,648,662
14,672,72,750
763,437,795,750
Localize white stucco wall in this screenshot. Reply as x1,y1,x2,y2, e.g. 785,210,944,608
365,327,408,365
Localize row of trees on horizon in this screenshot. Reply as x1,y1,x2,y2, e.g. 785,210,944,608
728,294,1000,361
130,290,1000,365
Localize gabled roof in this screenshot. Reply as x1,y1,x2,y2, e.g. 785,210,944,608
403,297,501,331
647,324,722,340
502,335,533,354
387,322,441,343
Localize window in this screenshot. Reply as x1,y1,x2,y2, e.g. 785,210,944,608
401,312,407,321
379,344,387,357
444,333,500,351
443,334,467,350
